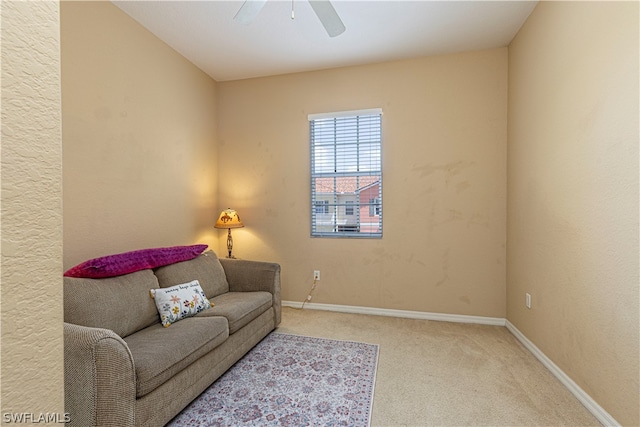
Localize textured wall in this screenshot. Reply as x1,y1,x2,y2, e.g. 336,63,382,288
61,1,219,269
507,2,639,424
1,0,64,418
218,49,507,318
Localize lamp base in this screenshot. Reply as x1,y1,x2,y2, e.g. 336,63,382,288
226,228,234,258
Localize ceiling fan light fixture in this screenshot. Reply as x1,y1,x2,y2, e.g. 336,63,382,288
234,0,345,37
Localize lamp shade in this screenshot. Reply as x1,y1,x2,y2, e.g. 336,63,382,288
214,209,244,229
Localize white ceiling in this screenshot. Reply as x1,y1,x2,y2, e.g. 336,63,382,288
112,0,538,82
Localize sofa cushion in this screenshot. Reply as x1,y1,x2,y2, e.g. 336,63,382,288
64,244,208,279
150,280,212,327
154,251,229,298
196,291,272,334
64,269,160,338
123,316,229,397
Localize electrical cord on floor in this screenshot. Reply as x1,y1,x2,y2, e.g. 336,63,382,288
300,277,318,310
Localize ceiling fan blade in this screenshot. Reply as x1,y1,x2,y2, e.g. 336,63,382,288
234,0,268,25
308,0,346,37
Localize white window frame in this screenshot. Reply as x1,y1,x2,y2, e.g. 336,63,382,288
309,108,383,238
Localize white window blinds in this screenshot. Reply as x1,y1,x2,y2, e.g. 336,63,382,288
309,109,382,238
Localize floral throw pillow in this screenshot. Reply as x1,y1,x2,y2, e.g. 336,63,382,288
150,280,212,327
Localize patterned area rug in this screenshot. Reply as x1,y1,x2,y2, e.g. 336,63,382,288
167,333,379,427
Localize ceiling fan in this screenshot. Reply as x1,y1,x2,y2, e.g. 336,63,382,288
234,0,346,38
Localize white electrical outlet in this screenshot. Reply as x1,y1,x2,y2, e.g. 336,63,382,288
525,293,532,309
313,270,320,281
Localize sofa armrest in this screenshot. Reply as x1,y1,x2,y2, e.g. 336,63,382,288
219,258,281,327
64,322,136,427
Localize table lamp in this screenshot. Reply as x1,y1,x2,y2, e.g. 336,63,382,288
214,208,244,258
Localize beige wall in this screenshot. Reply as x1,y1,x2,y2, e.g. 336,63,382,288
61,1,219,269
1,0,65,419
507,2,639,425
218,49,507,318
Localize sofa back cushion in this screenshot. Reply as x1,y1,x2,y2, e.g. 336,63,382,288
153,251,229,298
64,269,160,338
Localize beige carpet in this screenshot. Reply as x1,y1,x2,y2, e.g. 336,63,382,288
277,307,600,426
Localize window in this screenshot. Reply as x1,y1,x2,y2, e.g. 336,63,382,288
369,198,381,216
345,201,354,216
315,200,329,214
310,109,382,238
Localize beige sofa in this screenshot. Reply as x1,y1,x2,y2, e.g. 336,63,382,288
63,251,281,427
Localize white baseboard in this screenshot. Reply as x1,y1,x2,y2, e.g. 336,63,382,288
282,300,506,326
281,300,620,426
506,321,619,427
